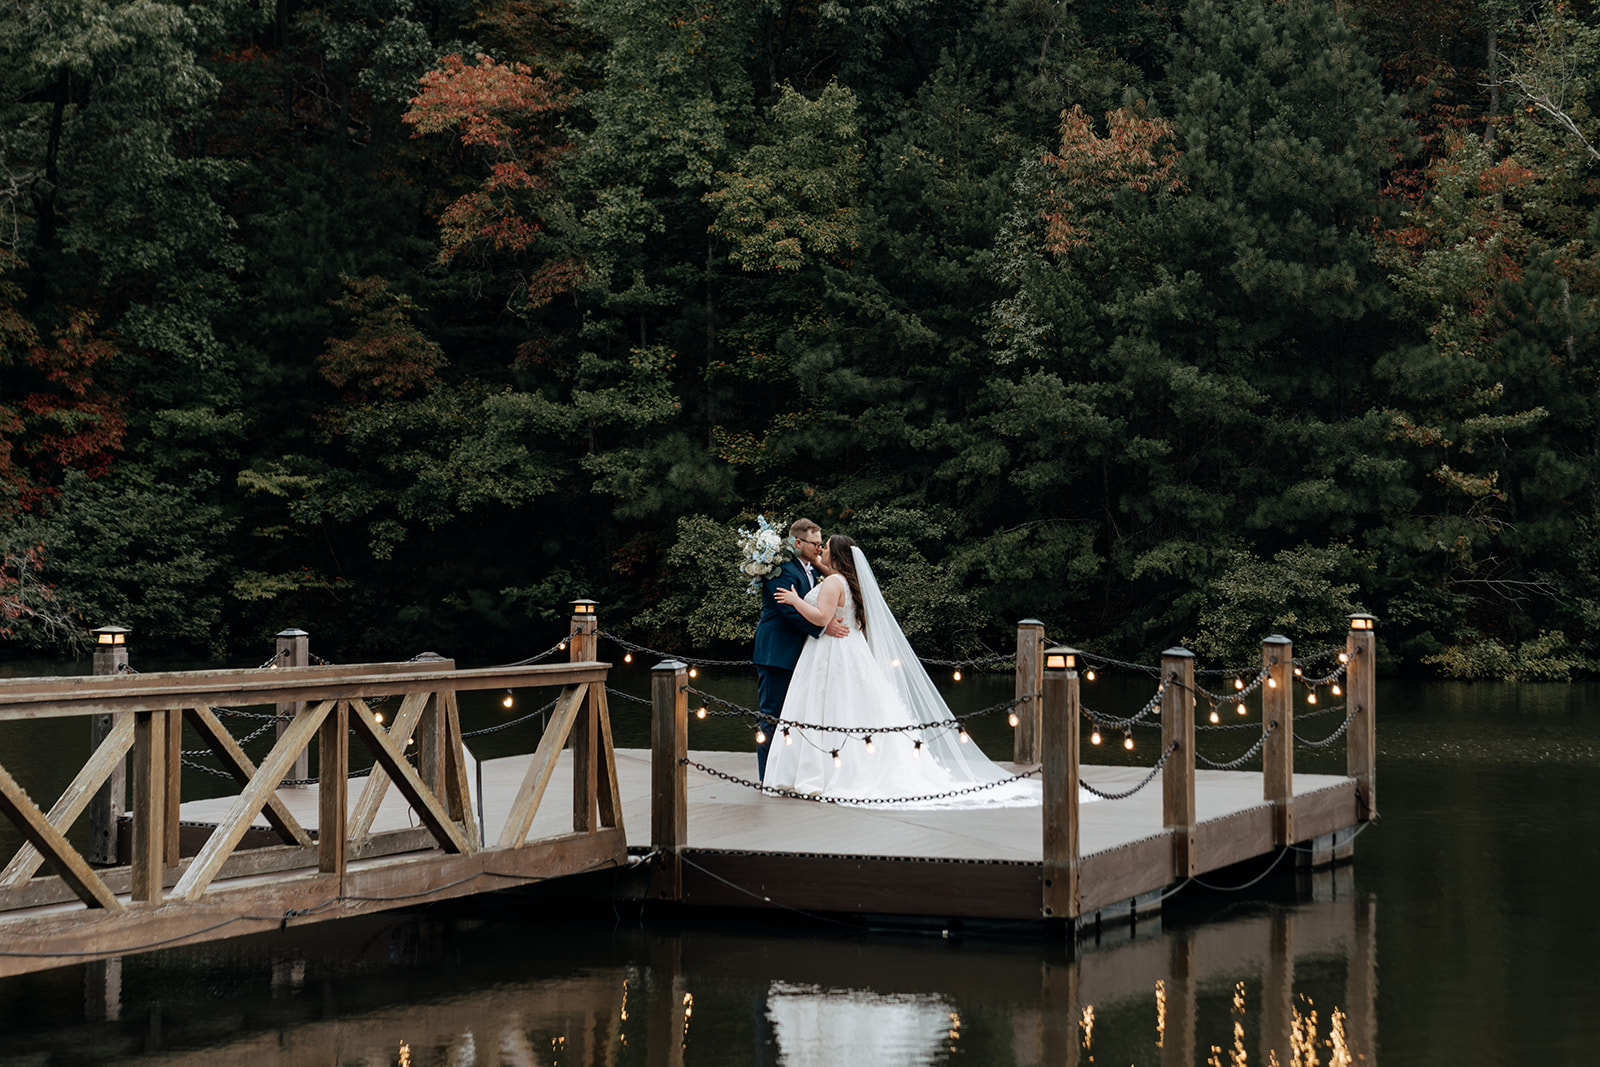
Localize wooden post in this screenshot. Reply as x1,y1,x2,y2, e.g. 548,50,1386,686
1041,646,1080,922
88,625,130,865
651,659,688,901
130,709,165,903
318,700,348,875
1160,647,1196,880
1346,614,1377,820
569,600,599,833
1014,619,1045,764
1262,635,1294,846
275,629,310,785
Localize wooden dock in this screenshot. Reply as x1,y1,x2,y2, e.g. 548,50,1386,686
0,610,1378,977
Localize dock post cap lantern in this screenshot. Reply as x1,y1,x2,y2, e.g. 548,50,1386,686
1044,646,1078,671
1349,614,1376,631
275,627,309,638
92,625,130,646
570,599,597,616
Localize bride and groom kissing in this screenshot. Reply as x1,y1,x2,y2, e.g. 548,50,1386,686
751,518,1040,808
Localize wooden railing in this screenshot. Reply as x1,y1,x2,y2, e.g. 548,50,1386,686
648,615,1378,922
0,632,622,940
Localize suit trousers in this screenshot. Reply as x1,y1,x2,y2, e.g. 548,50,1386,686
755,663,793,782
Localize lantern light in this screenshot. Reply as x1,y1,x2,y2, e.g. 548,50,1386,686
92,625,130,646
1349,614,1375,631
1044,646,1076,670
570,599,597,616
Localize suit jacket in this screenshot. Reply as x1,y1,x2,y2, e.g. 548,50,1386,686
752,557,822,670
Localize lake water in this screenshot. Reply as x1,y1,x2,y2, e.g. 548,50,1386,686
1,654,1598,1065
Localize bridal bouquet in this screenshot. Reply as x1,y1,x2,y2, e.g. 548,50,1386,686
737,515,794,594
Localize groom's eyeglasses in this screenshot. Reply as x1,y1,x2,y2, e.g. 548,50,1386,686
802,539,823,547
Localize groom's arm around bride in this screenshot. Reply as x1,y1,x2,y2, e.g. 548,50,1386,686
751,518,842,782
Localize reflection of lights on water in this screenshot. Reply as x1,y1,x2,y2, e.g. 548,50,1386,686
1156,979,1166,1050
398,1040,410,1067
683,991,694,1050
1080,1004,1095,1051
948,1009,961,1051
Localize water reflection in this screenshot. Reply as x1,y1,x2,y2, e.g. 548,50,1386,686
0,874,1374,1066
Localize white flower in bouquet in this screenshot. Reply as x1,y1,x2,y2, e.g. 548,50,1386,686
737,516,796,594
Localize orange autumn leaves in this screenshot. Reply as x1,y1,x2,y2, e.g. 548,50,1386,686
1041,105,1184,256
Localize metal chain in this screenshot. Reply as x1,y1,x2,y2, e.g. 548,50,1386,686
1080,674,1170,731
461,696,560,738
679,757,1042,807
1295,706,1360,748
684,684,1030,735
1078,742,1178,801
1196,722,1275,770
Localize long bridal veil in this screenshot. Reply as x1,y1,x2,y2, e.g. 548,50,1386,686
850,547,1018,786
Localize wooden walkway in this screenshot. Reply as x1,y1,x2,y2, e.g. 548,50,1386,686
169,744,1357,924
0,612,1378,977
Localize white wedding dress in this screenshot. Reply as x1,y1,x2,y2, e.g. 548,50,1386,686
761,548,1044,808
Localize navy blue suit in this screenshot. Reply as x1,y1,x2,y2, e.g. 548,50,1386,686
752,557,822,780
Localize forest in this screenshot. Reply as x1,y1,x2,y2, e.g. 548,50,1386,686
3,0,1600,678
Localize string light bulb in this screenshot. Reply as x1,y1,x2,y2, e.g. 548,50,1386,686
696,706,707,720
688,665,698,678
958,727,970,744
1090,729,1103,745
1332,684,1342,696
1235,677,1245,690
1267,676,1278,688
624,652,632,663
1339,652,1349,663
864,735,875,754
558,640,567,651
1085,669,1096,681
783,727,793,746
831,749,841,767
1237,702,1248,715
1209,709,1220,724
913,740,923,757
374,712,384,724
1008,711,1019,727
1123,733,1134,751
953,669,962,682
1307,690,1317,704
502,690,514,708
755,727,767,745
1294,667,1303,677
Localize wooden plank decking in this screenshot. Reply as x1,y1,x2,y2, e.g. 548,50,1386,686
170,747,1358,922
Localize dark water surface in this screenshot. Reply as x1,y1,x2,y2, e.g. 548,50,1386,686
2,656,1598,1065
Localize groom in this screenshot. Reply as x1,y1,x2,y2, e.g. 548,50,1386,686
752,518,846,781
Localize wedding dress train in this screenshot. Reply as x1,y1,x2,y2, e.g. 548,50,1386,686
761,547,1046,809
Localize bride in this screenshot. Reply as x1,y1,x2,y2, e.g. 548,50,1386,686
760,534,1041,808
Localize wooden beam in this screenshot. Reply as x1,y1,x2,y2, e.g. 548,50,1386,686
346,700,471,856
1262,636,1294,846
496,684,587,849
347,691,431,841
593,686,624,832
181,705,312,847
0,662,608,721
318,701,348,875
1014,620,1044,764
130,711,167,903
171,701,334,901
1161,648,1197,879
1,714,134,887
440,692,480,847
0,761,122,910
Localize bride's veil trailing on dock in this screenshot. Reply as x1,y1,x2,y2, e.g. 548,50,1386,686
850,547,1017,784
